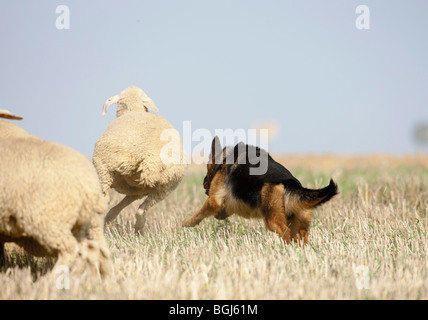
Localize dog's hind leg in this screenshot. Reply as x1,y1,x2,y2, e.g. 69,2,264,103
182,197,222,227
264,212,291,244
287,212,311,246
261,184,291,244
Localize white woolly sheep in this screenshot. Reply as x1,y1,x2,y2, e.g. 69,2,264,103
93,86,187,233
0,113,112,276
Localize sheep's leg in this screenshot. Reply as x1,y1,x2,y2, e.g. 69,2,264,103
54,236,79,267
135,199,154,234
105,195,141,224
135,205,148,234
88,214,112,277
134,193,165,234
38,230,80,272
76,239,112,278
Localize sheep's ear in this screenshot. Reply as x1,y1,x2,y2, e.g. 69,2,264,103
0,109,23,120
102,95,119,116
142,97,159,113
209,136,223,165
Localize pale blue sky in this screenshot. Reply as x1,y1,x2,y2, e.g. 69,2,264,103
1,1,427,157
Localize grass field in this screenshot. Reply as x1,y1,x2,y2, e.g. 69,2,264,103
1,154,427,299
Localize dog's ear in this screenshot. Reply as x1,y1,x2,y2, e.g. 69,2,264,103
209,136,223,165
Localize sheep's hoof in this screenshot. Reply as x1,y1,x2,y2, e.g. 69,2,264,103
181,217,196,227
134,226,144,235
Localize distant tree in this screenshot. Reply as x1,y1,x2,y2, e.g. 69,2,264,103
413,123,428,148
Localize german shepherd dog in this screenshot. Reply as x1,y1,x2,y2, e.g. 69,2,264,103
182,136,338,245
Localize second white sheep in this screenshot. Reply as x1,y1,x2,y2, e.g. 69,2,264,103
93,86,187,233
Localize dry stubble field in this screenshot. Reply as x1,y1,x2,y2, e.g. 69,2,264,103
1,154,427,300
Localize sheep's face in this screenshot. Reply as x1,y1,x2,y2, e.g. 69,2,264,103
101,86,159,117
102,95,119,116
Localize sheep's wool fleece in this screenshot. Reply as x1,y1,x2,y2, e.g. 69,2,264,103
0,119,30,138
0,137,107,256
94,111,186,195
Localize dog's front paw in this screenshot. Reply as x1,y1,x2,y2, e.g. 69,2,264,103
182,216,197,227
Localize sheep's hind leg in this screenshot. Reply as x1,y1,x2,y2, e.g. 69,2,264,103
41,230,80,273
88,214,112,277
105,195,141,224
135,201,151,234
134,194,163,234
134,187,175,234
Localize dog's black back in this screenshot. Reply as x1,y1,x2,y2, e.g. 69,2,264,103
224,143,302,208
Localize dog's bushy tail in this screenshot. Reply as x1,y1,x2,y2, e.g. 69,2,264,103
286,179,338,209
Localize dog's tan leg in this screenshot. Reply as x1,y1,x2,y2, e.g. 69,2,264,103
287,214,311,246
264,214,291,244
182,197,222,227
261,184,291,244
